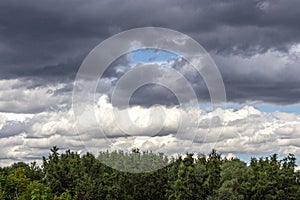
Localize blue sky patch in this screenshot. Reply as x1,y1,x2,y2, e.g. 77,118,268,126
131,49,178,63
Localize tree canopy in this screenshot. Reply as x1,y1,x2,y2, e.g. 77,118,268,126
0,147,299,199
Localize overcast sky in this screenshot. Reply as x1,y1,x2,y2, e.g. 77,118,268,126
0,0,300,166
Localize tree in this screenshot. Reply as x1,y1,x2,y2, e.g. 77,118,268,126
1,147,300,199
212,159,249,200
205,149,222,197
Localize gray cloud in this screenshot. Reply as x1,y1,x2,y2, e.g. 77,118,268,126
99,49,300,106
1,0,300,79
213,49,300,104
0,0,300,105
0,79,70,113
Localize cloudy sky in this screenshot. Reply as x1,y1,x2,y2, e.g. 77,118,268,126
0,0,300,166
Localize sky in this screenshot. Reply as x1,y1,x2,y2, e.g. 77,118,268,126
0,0,300,166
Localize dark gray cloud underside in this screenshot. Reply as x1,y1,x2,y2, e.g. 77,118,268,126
1,0,300,105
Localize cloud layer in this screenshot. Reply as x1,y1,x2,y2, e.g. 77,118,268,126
0,0,300,104
1,93,299,166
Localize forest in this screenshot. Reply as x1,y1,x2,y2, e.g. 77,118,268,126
1,146,300,200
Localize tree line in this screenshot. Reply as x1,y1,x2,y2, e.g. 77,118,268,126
1,146,300,199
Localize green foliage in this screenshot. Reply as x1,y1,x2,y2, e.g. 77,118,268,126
19,180,52,200
1,147,300,199
56,189,75,200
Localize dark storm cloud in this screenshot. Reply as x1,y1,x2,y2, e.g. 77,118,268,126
129,84,180,107
225,81,300,105
1,0,300,104
213,50,300,105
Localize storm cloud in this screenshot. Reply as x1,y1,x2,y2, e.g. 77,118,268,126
1,0,300,104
